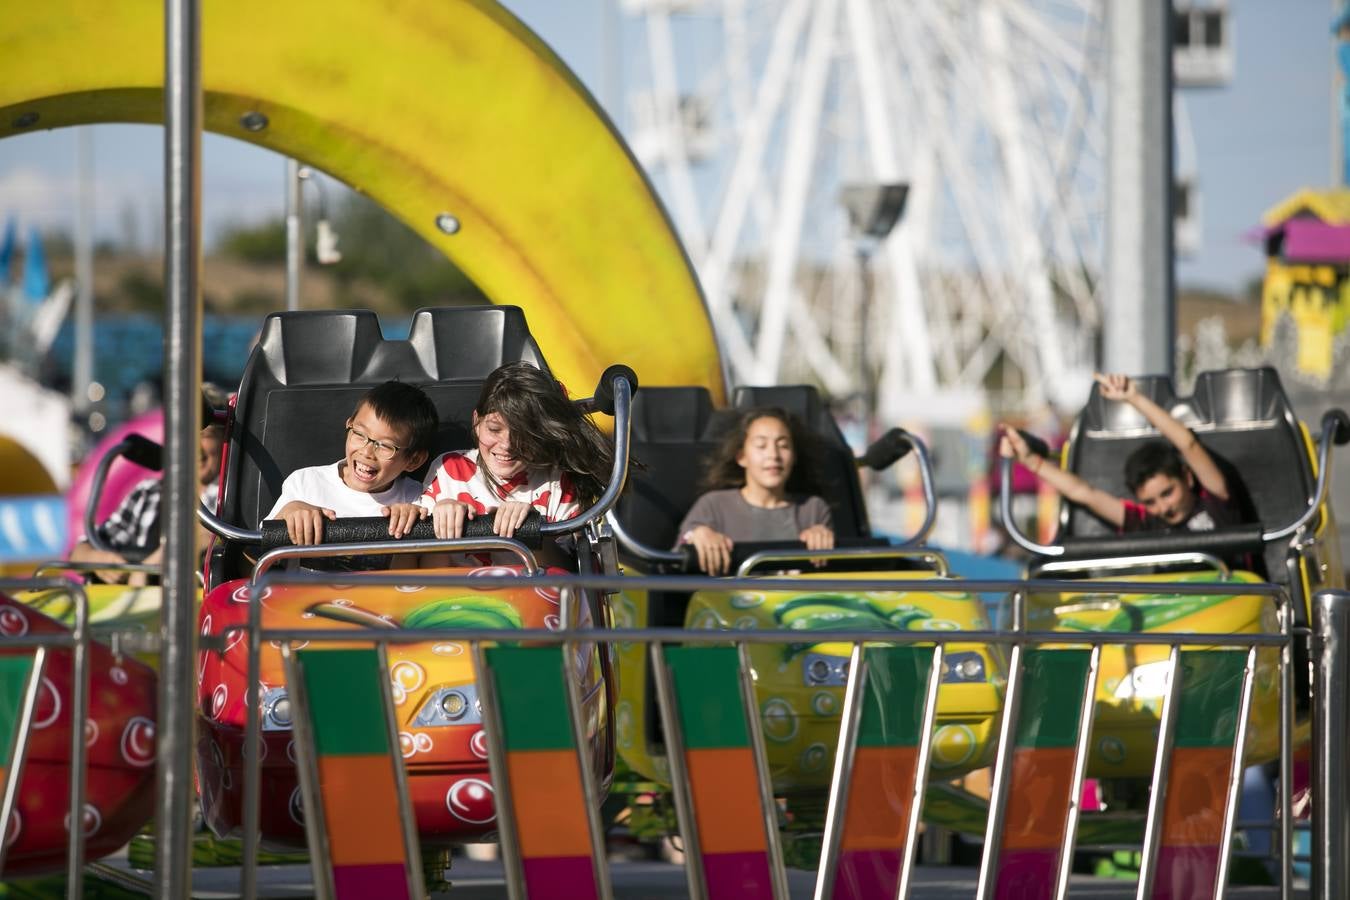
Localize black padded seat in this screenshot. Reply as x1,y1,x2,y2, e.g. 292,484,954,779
613,384,870,556
1061,367,1314,581
219,306,550,544
730,385,869,539
616,387,720,552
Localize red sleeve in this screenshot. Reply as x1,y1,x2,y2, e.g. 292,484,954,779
1119,499,1154,533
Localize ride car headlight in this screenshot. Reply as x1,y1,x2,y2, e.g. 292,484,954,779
941,651,987,684
440,691,468,719
262,687,292,731
414,685,483,728
1113,660,1173,701
802,652,849,687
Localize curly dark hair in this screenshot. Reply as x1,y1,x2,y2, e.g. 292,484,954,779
473,362,615,504
700,407,824,496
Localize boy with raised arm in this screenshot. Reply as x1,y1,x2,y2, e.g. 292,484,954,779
999,373,1239,533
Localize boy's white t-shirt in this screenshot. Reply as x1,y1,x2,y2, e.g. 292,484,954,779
265,461,423,520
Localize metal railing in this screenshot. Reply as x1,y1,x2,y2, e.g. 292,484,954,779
11,569,1350,898
218,569,1303,899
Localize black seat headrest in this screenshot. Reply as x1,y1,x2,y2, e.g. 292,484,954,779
214,306,552,583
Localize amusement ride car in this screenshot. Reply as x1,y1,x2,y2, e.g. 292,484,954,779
193,305,634,847
604,384,1006,805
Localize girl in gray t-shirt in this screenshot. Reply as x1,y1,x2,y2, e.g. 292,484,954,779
677,408,833,574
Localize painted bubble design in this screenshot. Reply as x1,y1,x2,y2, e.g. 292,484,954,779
800,743,829,773
121,717,156,767
446,778,496,824
211,684,228,719
760,698,798,742
391,661,425,692
4,810,20,849
64,804,101,837
33,678,60,730
0,606,32,636
1098,736,1126,764
930,724,976,769
289,787,305,825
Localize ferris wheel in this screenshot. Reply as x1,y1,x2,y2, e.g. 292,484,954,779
620,0,1113,418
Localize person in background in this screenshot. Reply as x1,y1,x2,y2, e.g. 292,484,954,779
69,420,225,585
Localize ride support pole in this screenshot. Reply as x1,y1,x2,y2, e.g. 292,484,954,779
155,0,203,894
1312,590,1350,900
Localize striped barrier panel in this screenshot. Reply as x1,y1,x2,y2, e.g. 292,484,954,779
220,568,1306,900
0,649,45,873
815,644,942,900
981,647,1100,900
261,634,1273,900
282,645,424,900
652,644,788,900
1144,648,1255,900
475,644,610,900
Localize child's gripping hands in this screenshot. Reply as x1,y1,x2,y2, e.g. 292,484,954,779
431,498,476,540
684,524,733,576
382,502,427,538
276,500,337,545
490,500,533,539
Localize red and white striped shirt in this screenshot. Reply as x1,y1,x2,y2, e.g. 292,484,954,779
416,449,580,523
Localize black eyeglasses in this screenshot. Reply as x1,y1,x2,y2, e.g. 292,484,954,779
346,426,404,460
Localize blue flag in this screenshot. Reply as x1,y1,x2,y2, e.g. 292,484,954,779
22,226,49,301
0,218,15,285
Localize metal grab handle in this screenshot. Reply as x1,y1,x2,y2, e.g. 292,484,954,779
83,434,164,556
999,455,1063,557
1031,551,1231,581
541,371,635,537
251,536,537,583
1263,410,1345,542
735,546,948,577
888,429,937,548
1050,599,1122,617
605,510,685,566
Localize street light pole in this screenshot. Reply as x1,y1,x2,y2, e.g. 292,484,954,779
284,157,303,311
840,181,908,427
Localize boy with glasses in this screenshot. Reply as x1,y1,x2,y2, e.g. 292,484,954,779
267,380,437,545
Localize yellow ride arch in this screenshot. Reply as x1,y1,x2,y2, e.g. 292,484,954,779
0,0,723,401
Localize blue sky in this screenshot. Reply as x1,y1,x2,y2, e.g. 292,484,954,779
0,0,1336,293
